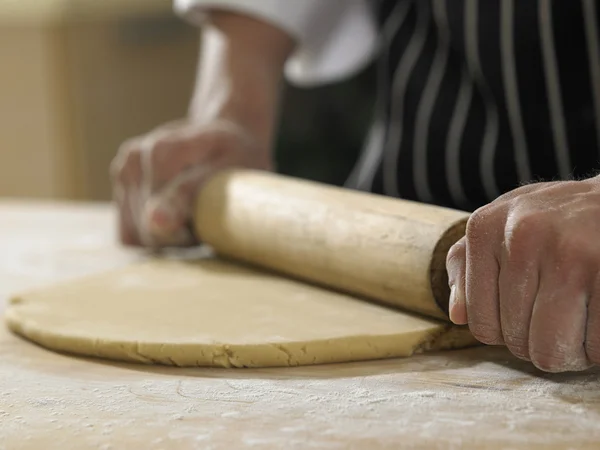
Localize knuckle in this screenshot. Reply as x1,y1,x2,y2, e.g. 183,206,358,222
504,211,544,247
465,208,488,240
502,211,548,265
446,238,466,264
152,135,180,154
117,137,142,160
111,139,142,182
150,135,189,168
465,204,502,243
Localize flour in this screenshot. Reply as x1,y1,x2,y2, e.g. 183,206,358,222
2,204,600,449
4,346,600,450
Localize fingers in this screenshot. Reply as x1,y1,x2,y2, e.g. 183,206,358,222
498,261,538,361
497,210,543,360
509,213,598,371
135,121,263,248
148,120,258,188
111,139,143,246
109,123,224,248
528,269,590,372
446,180,600,372
114,185,141,246
446,237,467,324
111,120,271,247
527,231,600,372
142,165,215,247
463,205,504,345
585,276,600,366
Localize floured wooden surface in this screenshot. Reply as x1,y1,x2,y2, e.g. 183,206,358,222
1,201,600,449
0,200,143,306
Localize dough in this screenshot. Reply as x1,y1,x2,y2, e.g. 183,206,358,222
5,258,475,368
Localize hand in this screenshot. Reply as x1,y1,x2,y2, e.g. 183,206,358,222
446,178,600,372
110,10,293,248
110,119,271,248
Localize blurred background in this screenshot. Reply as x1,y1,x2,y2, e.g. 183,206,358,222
0,0,376,202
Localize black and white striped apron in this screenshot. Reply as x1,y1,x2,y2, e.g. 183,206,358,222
346,0,600,212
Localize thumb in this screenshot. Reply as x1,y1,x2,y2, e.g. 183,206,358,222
446,237,468,324
142,165,214,247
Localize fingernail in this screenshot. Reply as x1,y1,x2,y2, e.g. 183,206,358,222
449,284,468,325
145,202,180,234
149,207,174,230
449,284,457,311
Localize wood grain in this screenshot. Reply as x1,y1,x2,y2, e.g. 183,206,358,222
196,170,469,320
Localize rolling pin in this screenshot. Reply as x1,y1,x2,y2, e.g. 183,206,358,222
194,170,468,321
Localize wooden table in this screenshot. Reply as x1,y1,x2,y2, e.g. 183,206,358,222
1,201,600,449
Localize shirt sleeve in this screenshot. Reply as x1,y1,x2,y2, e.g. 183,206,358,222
173,0,379,87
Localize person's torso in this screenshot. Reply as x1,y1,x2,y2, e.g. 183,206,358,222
347,0,600,211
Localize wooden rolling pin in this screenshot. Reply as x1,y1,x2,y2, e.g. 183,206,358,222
194,170,469,321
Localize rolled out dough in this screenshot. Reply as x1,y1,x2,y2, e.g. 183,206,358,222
5,258,475,368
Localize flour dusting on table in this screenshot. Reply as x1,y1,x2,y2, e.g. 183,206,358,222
2,203,600,449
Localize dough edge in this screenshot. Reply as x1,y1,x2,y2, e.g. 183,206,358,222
5,302,477,368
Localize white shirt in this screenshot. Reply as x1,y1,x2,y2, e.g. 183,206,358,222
174,0,378,87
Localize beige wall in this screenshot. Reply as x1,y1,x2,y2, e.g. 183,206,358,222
0,9,199,200
0,27,69,198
